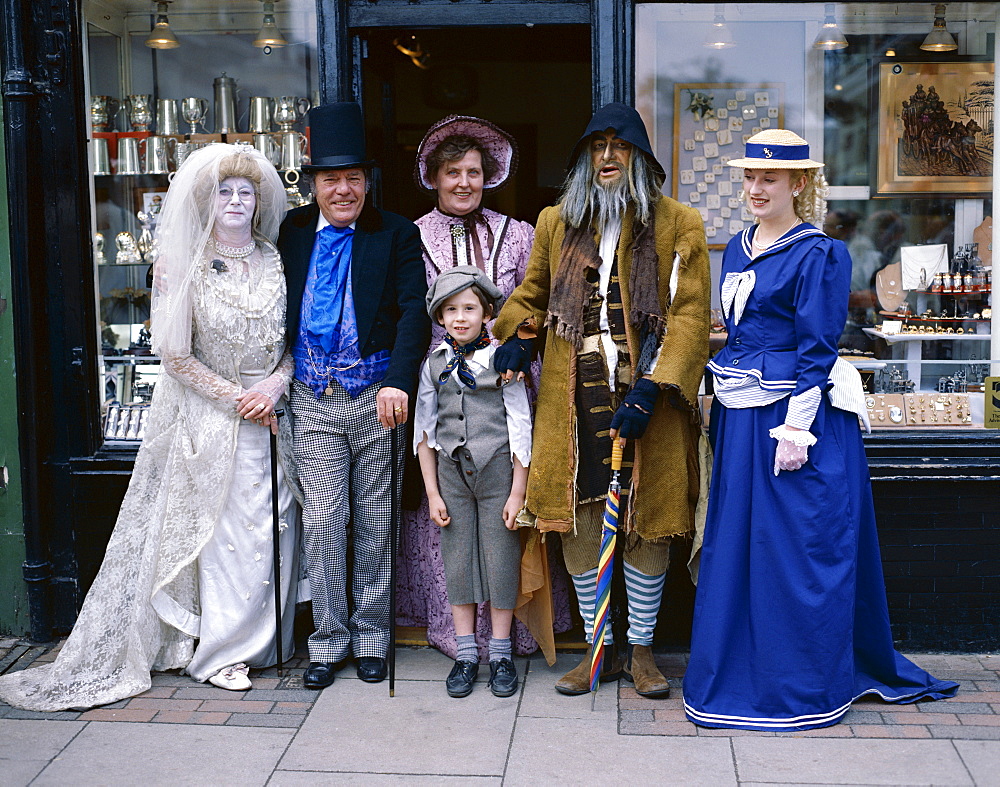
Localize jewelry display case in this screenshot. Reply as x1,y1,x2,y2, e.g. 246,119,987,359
84,0,318,446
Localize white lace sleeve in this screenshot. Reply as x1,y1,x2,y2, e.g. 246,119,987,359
161,352,244,412
246,350,294,405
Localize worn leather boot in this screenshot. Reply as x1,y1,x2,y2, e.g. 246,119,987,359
623,644,671,698
554,643,624,696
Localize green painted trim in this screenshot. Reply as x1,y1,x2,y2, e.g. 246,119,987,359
0,101,29,635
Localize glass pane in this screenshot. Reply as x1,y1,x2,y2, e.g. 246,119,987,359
86,0,318,446
635,2,997,430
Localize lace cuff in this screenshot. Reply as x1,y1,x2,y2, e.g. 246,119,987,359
768,424,818,447
161,353,243,412
246,351,294,405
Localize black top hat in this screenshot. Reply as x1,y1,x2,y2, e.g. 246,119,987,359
303,102,375,172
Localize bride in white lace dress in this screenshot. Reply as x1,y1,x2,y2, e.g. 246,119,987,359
0,144,302,709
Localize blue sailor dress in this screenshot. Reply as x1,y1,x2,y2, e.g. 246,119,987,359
683,223,958,731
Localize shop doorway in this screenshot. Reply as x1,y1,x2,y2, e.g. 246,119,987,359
359,25,591,224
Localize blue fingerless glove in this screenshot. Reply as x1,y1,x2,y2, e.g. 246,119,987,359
609,378,660,439
494,335,535,376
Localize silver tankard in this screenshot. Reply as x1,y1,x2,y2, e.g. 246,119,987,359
278,130,309,171
156,98,180,135
117,137,143,175
181,97,209,134
92,137,112,175
274,96,311,132
90,95,120,133
125,94,154,132
252,133,281,166
174,140,207,170
249,96,276,133
144,135,176,174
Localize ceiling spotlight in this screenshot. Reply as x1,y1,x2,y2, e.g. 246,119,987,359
703,3,735,50
813,4,848,51
253,1,288,49
145,1,180,50
920,4,958,52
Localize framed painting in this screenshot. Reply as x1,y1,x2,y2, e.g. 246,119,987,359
672,82,784,249
873,58,994,196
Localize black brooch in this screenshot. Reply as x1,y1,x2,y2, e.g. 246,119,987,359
211,259,229,273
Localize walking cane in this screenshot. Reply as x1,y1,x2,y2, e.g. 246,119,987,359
388,423,401,697
269,408,285,678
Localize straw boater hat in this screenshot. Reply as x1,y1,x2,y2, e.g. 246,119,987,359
725,129,824,169
414,115,518,193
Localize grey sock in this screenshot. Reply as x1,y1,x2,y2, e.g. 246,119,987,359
488,637,512,663
456,634,479,663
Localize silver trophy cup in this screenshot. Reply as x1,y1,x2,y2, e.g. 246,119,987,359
274,96,311,132
181,97,209,134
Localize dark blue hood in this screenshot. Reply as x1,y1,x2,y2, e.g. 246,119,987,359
568,102,665,184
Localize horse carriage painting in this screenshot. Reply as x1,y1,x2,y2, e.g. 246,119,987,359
875,59,993,196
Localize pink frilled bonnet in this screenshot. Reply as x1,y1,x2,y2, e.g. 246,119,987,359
414,115,518,193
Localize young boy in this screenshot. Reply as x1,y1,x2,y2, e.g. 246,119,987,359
414,266,531,698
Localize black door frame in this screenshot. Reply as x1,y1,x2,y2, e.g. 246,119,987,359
317,0,629,111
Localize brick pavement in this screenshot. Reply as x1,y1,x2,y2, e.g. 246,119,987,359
3,637,997,738
618,651,1000,740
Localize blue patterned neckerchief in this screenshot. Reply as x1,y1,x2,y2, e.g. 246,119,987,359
439,326,491,389
305,223,354,353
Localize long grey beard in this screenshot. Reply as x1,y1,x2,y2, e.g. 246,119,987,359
591,172,630,234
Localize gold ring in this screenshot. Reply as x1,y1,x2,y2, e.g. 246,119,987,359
394,407,403,413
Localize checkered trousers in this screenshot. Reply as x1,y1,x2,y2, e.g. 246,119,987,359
291,379,404,661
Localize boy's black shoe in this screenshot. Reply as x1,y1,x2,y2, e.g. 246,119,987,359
488,658,519,697
446,660,479,698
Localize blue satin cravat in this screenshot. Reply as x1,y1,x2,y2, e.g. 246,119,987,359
305,223,354,354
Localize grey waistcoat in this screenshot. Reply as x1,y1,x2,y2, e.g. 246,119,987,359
428,350,509,469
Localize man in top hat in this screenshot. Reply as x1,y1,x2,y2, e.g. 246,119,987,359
278,101,430,689
492,103,710,697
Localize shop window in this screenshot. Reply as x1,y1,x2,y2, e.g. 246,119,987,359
84,0,317,447
636,2,997,430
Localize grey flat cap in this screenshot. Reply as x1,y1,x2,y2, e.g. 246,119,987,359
426,265,504,318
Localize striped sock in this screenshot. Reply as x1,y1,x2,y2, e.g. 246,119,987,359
623,563,666,646
571,568,613,644
456,634,479,663
488,637,512,663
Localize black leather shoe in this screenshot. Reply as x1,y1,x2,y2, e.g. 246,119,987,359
445,660,479,698
488,658,519,698
303,662,337,689
356,657,388,683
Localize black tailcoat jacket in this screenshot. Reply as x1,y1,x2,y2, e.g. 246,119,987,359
278,202,430,395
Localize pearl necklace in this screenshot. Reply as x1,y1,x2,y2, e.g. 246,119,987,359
752,218,801,251
211,237,257,259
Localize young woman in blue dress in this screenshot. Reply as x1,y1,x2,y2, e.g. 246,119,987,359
683,129,958,731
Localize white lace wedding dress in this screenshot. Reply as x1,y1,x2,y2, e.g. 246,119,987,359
0,243,302,710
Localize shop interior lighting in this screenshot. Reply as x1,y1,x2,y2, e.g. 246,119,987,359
813,4,848,51
703,4,735,50
253,1,288,49
145,1,180,50
393,35,430,69
920,4,958,52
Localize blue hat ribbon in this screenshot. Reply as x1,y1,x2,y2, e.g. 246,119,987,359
744,141,810,161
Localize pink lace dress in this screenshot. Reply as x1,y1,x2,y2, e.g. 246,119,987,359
397,207,571,659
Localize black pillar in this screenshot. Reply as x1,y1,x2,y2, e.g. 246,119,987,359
591,0,634,109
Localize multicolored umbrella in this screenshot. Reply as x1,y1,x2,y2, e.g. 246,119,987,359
590,440,624,698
